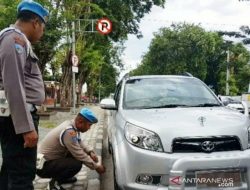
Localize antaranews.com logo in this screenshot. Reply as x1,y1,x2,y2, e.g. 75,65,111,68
170,176,235,188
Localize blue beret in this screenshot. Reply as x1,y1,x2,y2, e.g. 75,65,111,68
17,0,49,23
80,108,98,124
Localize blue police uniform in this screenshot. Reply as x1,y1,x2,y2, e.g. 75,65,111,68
0,1,49,190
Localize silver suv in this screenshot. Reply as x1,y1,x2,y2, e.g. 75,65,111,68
100,75,250,190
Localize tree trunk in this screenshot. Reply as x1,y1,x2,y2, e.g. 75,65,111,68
77,69,87,104
60,50,73,107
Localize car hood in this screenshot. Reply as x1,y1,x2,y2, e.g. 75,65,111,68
121,107,250,152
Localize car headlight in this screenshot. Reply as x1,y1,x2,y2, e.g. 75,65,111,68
125,122,164,152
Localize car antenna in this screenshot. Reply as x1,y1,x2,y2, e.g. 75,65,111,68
182,72,193,77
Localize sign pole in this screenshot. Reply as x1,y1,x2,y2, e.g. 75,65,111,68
68,18,111,113
72,21,76,114
226,50,230,96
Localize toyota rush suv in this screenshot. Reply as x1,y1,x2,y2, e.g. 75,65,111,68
100,75,250,190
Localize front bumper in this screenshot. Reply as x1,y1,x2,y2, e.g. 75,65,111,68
114,141,250,190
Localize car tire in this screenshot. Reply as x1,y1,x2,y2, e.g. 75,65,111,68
114,177,121,190
108,138,112,154
112,153,121,190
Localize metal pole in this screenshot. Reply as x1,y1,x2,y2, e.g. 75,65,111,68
226,50,230,96
72,21,76,114
98,74,101,103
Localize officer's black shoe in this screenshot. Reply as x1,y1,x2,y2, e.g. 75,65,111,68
58,176,77,184
48,179,66,190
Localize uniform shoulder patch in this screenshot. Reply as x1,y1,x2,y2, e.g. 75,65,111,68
69,130,77,137
13,35,25,54
13,36,26,47
66,129,78,143
15,44,24,54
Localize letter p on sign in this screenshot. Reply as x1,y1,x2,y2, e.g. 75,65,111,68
96,18,112,35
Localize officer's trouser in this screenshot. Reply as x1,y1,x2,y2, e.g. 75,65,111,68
36,154,82,184
0,112,39,190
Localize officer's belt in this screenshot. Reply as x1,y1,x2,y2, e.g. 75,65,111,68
27,103,38,112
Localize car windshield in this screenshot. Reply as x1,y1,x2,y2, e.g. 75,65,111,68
123,77,221,109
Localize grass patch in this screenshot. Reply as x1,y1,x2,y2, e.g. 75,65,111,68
39,120,57,128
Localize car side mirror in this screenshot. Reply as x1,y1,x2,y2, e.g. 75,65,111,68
218,96,229,106
242,101,249,116
218,96,222,101
100,98,117,110
222,101,229,106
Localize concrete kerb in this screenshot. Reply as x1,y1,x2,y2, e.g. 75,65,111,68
34,107,104,190
86,115,104,190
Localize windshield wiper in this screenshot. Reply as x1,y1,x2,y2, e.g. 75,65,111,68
192,103,221,107
144,104,190,109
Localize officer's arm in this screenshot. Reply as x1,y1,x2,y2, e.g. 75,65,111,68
0,33,35,134
80,140,94,154
63,129,98,170
79,141,98,162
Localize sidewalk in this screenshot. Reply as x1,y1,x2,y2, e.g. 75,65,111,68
34,105,104,190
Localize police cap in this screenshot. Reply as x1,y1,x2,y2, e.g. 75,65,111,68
79,108,98,124
17,0,49,23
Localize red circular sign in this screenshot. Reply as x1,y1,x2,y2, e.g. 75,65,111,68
96,18,112,35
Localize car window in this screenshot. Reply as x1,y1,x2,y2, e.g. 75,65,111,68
123,77,220,109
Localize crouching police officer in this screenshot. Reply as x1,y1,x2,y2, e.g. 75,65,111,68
0,0,49,189
37,108,106,190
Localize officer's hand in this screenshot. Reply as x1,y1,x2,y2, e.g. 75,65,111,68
90,152,98,162
23,130,38,148
96,165,106,174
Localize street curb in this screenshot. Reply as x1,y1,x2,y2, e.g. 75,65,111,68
87,179,100,190
86,115,104,190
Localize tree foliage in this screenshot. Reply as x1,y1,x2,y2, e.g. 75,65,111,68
53,0,166,105
0,0,18,29
0,0,63,75
132,24,250,95
91,0,165,40
217,25,250,45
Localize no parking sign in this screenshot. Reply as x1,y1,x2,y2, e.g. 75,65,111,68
71,55,79,67
71,55,79,73
96,18,112,35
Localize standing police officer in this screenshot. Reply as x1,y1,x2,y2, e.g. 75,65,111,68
0,0,49,189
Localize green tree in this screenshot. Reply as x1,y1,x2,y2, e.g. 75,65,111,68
133,24,217,80
91,0,165,40
0,0,18,29
0,0,167,106
216,43,250,95
0,0,63,74
132,23,250,95
56,0,165,106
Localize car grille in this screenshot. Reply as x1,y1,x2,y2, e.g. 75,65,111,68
172,136,242,153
